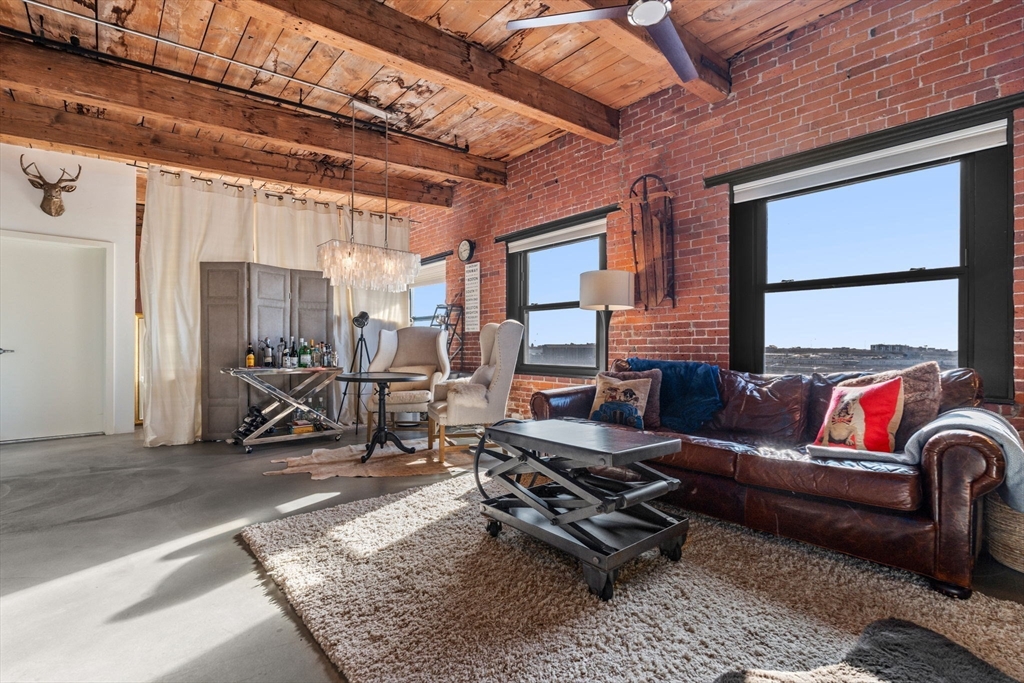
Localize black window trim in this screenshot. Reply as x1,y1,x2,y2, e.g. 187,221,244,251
507,229,609,378
730,145,1013,402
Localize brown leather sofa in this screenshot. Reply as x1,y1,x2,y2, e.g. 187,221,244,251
530,367,1006,598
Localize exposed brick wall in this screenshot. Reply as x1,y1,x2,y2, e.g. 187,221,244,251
407,0,1024,422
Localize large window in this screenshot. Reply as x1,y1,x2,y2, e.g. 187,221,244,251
763,162,961,375
728,118,1012,399
409,258,446,326
503,210,612,377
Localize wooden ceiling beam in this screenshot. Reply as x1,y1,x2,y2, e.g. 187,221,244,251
214,0,620,144
0,98,453,207
563,0,731,104
0,37,505,188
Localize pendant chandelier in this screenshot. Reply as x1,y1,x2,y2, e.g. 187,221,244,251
318,103,420,292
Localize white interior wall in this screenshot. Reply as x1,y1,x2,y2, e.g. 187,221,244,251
0,143,136,434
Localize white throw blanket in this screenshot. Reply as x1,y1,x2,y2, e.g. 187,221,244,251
903,408,1024,512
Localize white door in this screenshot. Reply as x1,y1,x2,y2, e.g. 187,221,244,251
0,235,107,441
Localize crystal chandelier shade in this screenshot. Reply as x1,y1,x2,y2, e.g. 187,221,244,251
317,238,420,293
317,101,420,292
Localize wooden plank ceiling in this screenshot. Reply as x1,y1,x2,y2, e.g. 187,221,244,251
0,0,859,212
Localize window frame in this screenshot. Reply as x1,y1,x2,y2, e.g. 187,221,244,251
730,146,1013,401
506,232,608,378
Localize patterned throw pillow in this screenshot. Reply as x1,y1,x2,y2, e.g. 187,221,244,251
838,361,940,451
590,375,652,430
813,376,905,452
598,369,662,429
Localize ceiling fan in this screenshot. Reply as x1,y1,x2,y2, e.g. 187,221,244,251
506,0,698,83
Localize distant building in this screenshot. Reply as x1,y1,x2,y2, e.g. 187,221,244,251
528,343,596,367
765,343,957,375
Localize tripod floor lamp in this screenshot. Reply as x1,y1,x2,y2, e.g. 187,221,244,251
580,270,634,369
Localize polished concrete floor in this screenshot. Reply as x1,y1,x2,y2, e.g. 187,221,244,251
0,428,448,683
1,429,1022,683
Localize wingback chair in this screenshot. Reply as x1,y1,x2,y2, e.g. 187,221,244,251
427,319,524,462
365,326,450,440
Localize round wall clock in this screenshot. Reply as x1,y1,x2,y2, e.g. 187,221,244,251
458,239,476,262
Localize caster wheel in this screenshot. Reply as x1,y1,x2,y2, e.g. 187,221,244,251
360,454,371,463
486,520,502,537
660,538,683,562
589,576,614,601
244,446,253,454
335,435,343,441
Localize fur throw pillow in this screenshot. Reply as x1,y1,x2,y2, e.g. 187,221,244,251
839,361,941,451
447,381,488,409
599,369,662,429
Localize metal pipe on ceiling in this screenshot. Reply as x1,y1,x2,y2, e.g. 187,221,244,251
0,25,468,153
20,0,395,121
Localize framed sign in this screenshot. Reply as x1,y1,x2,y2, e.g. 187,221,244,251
464,261,480,333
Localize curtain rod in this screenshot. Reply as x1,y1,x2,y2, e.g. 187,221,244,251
155,171,418,221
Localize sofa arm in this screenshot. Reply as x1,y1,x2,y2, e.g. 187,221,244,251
530,385,596,420
920,429,1006,588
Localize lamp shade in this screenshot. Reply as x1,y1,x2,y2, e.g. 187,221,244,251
579,270,634,311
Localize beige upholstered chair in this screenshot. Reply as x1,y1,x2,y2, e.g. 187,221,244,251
427,319,524,462
366,326,450,440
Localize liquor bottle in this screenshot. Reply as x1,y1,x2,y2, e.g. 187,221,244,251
262,338,273,367
245,342,256,368
289,337,298,368
298,338,312,368
311,340,321,367
275,337,286,368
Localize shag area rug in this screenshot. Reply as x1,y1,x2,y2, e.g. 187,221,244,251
264,439,474,479
715,618,1019,682
242,475,1024,683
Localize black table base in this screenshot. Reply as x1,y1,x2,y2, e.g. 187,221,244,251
475,419,688,600
363,381,416,463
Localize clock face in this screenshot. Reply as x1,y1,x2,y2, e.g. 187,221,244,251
458,239,474,261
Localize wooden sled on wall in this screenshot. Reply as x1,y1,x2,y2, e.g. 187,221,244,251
622,174,675,310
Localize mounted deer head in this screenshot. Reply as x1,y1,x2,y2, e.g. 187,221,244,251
20,155,81,217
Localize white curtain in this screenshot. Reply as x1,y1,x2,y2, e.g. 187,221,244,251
140,169,254,446
141,173,413,443
254,193,339,270
337,208,411,424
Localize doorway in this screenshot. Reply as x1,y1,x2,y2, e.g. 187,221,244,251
0,232,110,441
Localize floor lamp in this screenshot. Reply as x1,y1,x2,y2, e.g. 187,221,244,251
580,270,635,370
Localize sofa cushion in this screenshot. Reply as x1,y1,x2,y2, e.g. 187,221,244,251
600,369,662,429
805,372,871,443
709,370,811,446
939,368,983,412
735,447,922,512
387,365,436,391
839,361,940,451
651,431,756,478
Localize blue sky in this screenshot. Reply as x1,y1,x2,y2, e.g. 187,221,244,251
765,162,960,350
413,161,961,352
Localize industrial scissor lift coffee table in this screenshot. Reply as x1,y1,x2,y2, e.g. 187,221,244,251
475,418,688,600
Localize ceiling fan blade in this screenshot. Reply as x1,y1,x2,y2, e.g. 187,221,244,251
506,5,630,31
645,19,699,83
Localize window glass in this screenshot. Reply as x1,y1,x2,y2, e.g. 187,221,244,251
527,238,600,305
410,282,446,326
525,308,597,367
764,279,958,374
767,163,960,283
